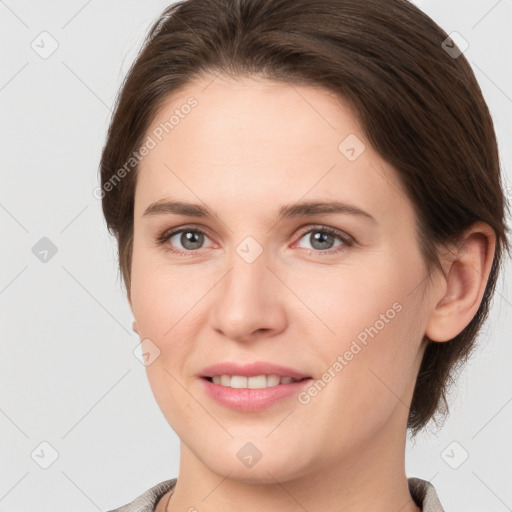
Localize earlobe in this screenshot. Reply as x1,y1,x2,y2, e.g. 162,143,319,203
132,320,139,334
424,222,496,343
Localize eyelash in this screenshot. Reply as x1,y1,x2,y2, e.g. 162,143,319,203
156,224,355,257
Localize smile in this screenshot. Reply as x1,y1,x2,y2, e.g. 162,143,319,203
205,374,307,388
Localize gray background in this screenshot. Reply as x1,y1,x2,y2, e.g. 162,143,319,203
1,0,511,510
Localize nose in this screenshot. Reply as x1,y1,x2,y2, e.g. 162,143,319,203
209,248,287,342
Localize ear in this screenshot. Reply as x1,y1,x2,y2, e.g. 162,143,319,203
425,222,496,342
127,285,138,334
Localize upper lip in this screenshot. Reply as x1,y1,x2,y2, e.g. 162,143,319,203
200,362,311,380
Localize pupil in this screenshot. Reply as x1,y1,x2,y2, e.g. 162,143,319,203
311,231,333,250
182,231,203,250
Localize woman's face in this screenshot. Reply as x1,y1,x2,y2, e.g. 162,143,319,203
130,74,436,482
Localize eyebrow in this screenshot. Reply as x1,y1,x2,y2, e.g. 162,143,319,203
143,199,377,224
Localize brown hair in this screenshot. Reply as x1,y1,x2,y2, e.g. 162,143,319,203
99,0,511,437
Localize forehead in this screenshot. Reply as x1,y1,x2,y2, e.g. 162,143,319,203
134,74,410,223
146,73,360,158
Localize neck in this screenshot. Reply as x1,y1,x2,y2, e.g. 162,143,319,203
164,414,421,512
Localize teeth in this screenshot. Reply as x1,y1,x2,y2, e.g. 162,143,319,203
210,374,299,388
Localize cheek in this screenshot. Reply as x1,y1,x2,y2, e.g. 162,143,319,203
130,247,192,336
296,301,422,452
289,254,424,413
130,248,208,393
285,257,402,347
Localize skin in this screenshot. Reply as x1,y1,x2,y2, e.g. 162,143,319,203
127,73,496,512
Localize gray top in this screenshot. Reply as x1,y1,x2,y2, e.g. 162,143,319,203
107,476,445,512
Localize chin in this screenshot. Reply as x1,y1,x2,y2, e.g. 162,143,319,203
202,446,309,485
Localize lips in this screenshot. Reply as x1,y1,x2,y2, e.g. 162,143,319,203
199,361,311,381
199,368,314,412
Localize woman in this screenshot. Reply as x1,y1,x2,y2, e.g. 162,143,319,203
99,0,510,510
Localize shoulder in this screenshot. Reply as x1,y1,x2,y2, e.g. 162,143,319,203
408,477,446,512
106,478,177,512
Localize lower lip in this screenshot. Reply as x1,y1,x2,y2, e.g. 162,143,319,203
199,377,313,412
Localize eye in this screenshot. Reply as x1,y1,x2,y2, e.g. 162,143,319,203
293,226,354,254
157,226,214,255
157,224,354,256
